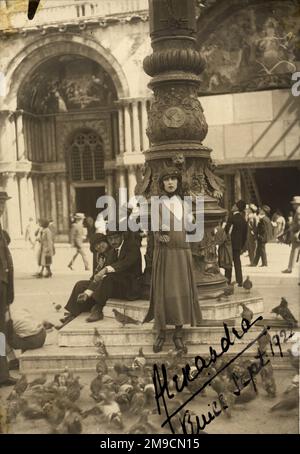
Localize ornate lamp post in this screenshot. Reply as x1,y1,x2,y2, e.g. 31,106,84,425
140,0,227,298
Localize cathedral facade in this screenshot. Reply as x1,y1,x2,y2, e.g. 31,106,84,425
0,0,299,241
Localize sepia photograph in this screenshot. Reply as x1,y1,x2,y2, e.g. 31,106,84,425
0,0,299,439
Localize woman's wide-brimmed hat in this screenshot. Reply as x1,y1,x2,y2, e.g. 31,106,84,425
290,196,300,205
0,190,11,201
158,166,182,183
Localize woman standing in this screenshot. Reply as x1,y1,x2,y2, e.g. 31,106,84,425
37,219,55,278
144,167,202,353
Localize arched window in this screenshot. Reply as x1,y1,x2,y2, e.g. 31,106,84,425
69,130,104,181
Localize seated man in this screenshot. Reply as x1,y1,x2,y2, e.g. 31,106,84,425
63,230,142,323
6,308,47,369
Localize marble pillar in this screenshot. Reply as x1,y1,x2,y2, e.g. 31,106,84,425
118,106,125,154
4,172,22,239
234,170,242,201
128,166,137,199
124,103,132,154
132,101,140,153
19,172,29,234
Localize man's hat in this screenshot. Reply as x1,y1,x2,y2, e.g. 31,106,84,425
74,212,85,219
90,233,109,252
0,189,11,201
261,205,271,215
290,196,300,205
249,203,258,212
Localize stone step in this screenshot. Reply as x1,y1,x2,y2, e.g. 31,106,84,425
104,290,264,322
58,313,265,348
20,343,293,374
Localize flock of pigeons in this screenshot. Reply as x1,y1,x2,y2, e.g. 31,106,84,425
0,312,298,434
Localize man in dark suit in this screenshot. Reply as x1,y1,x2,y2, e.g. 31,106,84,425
225,200,248,286
252,205,272,267
63,231,142,323
0,190,17,387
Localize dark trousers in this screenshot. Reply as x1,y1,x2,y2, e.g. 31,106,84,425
0,281,9,383
92,274,128,309
65,280,95,316
8,327,46,351
227,249,243,285
253,240,267,266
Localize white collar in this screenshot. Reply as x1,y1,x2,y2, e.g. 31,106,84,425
115,240,124,253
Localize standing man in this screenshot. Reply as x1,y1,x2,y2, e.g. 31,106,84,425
0,189,17,387
68,213,90,271
282,196,300,274
225,200,248,287
252,205,272,267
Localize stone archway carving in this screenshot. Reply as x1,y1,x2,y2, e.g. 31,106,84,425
3,33,130,110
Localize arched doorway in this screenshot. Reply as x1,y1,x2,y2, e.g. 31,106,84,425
68,129,106,220
14,53,120,239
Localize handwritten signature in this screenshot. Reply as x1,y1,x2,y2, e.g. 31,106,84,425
152,316,295,434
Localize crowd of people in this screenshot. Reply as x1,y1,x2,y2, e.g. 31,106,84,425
1,180,300,388
215,196,300,285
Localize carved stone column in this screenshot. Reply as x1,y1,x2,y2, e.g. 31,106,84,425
139,0,227,298
123,102,132,154
19,172,29,234
3,172,22,239
132,101,140,153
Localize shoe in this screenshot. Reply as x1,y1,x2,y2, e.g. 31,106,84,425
36,273,43,278
8,359,19,371
0,376,18,387
153,334,165,353
59,314,75,325
68,264,73,270
85,267,90,271
86,306,104,323
282,269,292,274
44,272,52,278
172,332,188,354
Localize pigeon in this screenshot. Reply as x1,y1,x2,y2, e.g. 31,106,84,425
257,329,271,353
128,410,157,434
43,401,65,427
283,375,299,395
114,362,132,376
269,386,298,412
96,358,108,376
14,374,28,395
90,374,103,401
29,373,47,388
223,282,236,298
271,298,298,326
132,348,146,370
240,303,253,323
260,362,276,398
66,377,82,402
54,410,82,434
112,308,140,326
93,328,108,357
243,276,253,292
